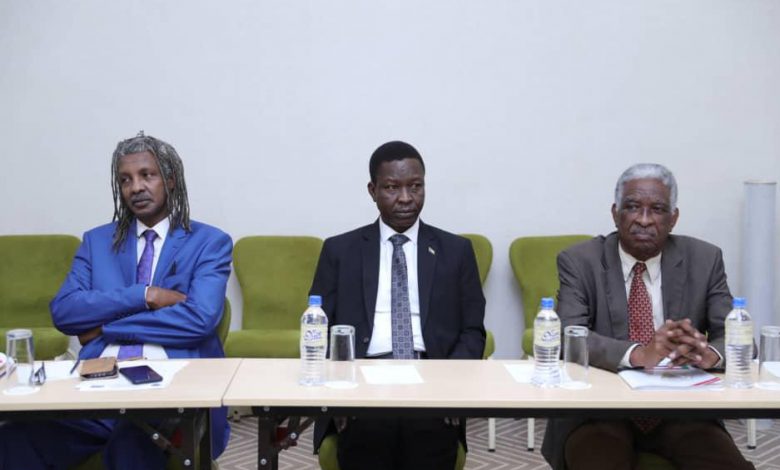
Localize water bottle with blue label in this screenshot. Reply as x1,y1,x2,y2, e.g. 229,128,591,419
300,295,328,386
532,297,561,387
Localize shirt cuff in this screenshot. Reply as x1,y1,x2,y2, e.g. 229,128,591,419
708,345,723,368
620,343,641,368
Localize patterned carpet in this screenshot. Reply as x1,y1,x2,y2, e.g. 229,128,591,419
218,417,780,469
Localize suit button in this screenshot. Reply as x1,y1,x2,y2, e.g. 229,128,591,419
362,337,369,344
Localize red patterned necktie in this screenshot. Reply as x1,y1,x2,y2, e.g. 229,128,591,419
628,262,661,433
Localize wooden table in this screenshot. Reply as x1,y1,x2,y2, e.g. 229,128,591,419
1,358,242,470
223,358,780,470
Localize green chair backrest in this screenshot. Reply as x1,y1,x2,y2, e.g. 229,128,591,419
0,235,80,329
233,236,323,330
217,297,231,346
460,233,493,286
509,235,592,353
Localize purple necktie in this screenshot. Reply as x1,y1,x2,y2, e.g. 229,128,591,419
118,229,157,360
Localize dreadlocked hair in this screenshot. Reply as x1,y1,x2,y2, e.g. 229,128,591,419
110,132,191,250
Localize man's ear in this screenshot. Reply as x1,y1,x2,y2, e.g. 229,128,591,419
167,177,175,191
611,203,619,227
367,181,377,202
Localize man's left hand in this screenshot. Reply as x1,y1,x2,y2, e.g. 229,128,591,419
668,319,719,369
78,326,103,346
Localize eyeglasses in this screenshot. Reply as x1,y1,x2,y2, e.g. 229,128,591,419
32,361,46,386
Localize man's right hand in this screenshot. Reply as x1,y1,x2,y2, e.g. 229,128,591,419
145,287,186,310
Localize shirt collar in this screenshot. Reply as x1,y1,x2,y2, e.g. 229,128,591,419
136,217,170,240
378,218,419,246
618,242,662,284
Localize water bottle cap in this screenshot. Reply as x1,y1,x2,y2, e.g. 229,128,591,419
308,295,322,306
732,297,746,308
540,297,555,309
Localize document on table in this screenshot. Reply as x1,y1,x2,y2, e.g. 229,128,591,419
75,360,189,392
360,365,424,384
504,363,535,384
618,366,723,391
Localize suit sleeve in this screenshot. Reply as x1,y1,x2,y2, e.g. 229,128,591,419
704,248,731,361
309,238,338,325
50,231,148,335
447,239,486,359
100,231,233,349
557,250,631,372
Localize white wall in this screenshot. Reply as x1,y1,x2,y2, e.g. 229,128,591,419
1,0,778,359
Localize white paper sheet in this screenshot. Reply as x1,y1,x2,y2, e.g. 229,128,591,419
504,363,535,383
75,360,188,392
360,365,423,384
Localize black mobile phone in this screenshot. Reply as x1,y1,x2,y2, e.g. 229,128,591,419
119,365,163,385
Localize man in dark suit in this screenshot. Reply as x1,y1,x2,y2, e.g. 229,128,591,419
541,163,754,470
0,132,232,470
309,140,486,470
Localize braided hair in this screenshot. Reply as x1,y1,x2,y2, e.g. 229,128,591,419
110,131,191,250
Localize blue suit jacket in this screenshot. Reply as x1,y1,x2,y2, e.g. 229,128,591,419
50,219,233,457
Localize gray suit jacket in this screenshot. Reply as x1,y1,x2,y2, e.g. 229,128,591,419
541,232,733,470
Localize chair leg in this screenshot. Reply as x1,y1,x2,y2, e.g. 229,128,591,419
488,418,496,452
527,418,535,451
747,419,757,449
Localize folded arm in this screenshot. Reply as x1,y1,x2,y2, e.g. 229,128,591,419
51,232,148,335
101,233,233,349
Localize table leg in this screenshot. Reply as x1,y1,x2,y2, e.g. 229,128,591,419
257,416,279,470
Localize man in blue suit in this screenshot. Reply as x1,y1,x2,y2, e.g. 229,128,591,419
0,132,232,470
309,141,486,470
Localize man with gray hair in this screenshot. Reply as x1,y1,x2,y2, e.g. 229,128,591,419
0,132,232,469
542,163,754,469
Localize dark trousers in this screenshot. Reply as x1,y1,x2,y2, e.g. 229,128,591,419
564,419,755,470
0,419,167,470
337,416,459,470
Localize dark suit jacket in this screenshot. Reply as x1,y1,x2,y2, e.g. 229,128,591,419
541,232,732,470
309,220,486,450
50,219,233,457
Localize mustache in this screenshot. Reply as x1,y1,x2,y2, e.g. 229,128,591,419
130,194,151,203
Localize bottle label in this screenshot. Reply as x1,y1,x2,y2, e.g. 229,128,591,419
302,325,327,348
726,323,753,346
534,326,560,348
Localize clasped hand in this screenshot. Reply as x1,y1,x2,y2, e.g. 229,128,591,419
629,319,719,370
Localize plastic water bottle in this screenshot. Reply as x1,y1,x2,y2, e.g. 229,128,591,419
299,295,328,386
532,297,561,387
725,297,753,388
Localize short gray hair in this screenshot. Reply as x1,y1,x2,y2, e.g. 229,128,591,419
614,163,677,210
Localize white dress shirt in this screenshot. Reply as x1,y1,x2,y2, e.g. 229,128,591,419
366,219,426,356
101,218,169,360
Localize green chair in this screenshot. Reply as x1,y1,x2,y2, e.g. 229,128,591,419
0,235,79,360
224,236,323,358
509,235,591,451
318,234,495,470
509,235,592,358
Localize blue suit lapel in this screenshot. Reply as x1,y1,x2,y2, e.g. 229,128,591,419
153,224,187,285
361,223,380,329
120,220,138,286
417,221,437,330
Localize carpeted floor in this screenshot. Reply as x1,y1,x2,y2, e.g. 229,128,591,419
218,417,780,469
